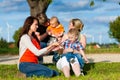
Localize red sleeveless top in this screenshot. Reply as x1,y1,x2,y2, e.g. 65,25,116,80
20,38,41,64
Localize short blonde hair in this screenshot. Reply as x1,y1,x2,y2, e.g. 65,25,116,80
68,28,79,37
50,16,60,24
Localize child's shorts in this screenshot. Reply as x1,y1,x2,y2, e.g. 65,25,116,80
56,56,79,70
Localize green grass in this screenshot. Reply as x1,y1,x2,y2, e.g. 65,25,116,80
0,47,120,55
0,48,18,55
85,48,120,54
0,63,120,80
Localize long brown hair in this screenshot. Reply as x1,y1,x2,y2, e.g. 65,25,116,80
17,16,39,47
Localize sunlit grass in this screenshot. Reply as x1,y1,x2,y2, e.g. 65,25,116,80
0,48,18,55
0,47,120,55
0,62,120,80
85,48,120,54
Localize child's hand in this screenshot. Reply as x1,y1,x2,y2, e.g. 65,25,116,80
73,49,79,53
85,59,89,64
64,48,73,53
51,42,59,47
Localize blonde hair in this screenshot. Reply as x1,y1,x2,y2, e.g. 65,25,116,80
70,18,84,32
68,28,79,37
50,16,60,24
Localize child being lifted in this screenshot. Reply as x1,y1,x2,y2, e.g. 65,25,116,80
46,16,64,45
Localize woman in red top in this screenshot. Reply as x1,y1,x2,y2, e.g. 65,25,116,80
17,16,59,77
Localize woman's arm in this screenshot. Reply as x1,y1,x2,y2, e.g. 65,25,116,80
61,34,68,42
21,35,59,56
79,49,89,63
80,34,86,49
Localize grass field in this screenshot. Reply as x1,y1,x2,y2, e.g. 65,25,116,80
0,62,120,80
0,45,120,80
0,47,120,55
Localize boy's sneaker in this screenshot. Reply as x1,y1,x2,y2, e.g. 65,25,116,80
80,69,84,76
80,72,84,76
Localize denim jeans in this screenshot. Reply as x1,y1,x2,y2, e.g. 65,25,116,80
38,42,47,61
61,52,75,62
40,42,47,48
61,52,84,69
52,51,60,63
19,62,59,77
75,54,84,69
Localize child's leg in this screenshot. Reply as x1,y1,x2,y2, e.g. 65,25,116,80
71,57,81,77
62,66,70,78
75,54,84,69
61,57,70,77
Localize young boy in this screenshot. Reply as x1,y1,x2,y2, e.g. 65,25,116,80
61,28,89,64
46,16,64,45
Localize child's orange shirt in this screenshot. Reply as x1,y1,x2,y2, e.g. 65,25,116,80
47,24,64,37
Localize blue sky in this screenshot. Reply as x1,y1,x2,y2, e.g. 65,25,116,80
0,0,120,44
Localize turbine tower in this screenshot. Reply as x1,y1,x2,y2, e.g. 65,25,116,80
6,22,10,42
0,27,2,38
99,34,102,44
84,33,94,43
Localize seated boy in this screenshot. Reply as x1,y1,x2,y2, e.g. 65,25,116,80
61,29,89,64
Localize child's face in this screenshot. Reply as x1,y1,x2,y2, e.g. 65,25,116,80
50,20,58,28
68,34,78,43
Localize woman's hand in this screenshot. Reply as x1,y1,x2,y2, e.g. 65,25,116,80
47,42,60,50
46,42,59,54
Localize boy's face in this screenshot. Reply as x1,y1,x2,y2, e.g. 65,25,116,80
68,34,78,43
50,20,58,28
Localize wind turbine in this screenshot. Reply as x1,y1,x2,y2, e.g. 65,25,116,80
6,22,12,42
92,35,94,43
99,33,102,44
0,27,2,38
84,33,94,43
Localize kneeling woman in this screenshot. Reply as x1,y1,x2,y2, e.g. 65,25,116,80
17,16,59,77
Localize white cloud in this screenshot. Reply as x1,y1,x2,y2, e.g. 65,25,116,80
94,16,118,23
108,0,120,2
0,0,24,7
0,1,12,7
0,0,28,12
67,1,89,8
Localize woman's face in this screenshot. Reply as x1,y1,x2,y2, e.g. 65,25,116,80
30,20,38,33
68,22,75,30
